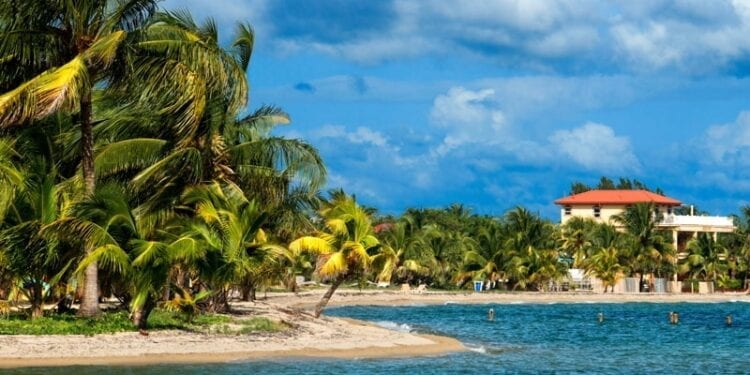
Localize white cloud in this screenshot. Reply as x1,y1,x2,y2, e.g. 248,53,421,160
431,87,503,127
312,125,388,147
253,0,750,73
549,122,640,173
702,111,750,164
429,87,509,156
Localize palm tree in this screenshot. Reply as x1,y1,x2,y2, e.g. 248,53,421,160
372,221,430,285
289,192,379,317
0,161,75,319
456,222,505,288
679,233,727,283
182,182,285,310
48,183,199,329
0,0,170,316
612,203,673,292
559,217,594,268
93,13,325,221
422,226,473,288
583,223,627,292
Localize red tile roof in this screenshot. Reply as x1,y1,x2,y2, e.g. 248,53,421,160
554,190,681,206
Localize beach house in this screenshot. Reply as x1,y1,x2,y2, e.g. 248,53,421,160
554,189,735,253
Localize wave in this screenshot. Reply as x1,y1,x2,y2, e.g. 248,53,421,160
464,343,522,355
375,321,413,333
465,344,487,354
444,301,459,305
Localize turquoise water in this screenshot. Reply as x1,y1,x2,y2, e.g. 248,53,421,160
7,302,750,374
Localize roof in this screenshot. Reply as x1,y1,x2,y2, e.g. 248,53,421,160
554,190,682,206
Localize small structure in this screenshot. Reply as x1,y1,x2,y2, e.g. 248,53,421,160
473,281,484,292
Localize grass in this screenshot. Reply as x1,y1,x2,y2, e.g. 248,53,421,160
0,309,283,336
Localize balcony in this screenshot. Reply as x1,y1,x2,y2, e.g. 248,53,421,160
658,214,735,232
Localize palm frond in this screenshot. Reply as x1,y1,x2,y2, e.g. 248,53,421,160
0,56,89,126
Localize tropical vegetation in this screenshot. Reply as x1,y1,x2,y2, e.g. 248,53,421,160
2,2,750,335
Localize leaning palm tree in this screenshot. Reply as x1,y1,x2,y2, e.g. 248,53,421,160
289,192,379,317
0,0,180,316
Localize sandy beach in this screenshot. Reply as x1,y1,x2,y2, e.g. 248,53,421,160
2,290,749,368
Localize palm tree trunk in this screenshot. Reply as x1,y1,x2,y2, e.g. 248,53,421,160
78,84,99,317
241,280,256,301
30,283,43,320
314,275,345,318
131,297,156,330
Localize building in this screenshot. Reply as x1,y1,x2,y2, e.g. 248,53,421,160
554,189,735,252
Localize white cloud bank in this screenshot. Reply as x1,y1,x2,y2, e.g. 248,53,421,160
550,122,641,173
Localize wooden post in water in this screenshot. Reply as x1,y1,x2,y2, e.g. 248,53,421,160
669,311,680,325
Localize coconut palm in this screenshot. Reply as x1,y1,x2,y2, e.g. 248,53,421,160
422,226,474,288
456,222,505,287
583,223,628,292
0,162,76,319
612,203,674,292
289,192,379,317
0,0,201,316
181,182,286,310
372,221,430,285
559,217,594,268
93,13,325,221
0,0,156,316
47,183,199,329
679,233,727,282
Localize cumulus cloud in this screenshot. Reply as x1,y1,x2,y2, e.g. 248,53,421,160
252,0,750,73
429,87,509,156
701,111,750,165
549,122,641,173
313,125,388,147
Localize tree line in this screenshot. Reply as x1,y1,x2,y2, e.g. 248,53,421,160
1,2,749,330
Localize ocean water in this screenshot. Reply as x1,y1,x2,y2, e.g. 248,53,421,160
7,302,750,374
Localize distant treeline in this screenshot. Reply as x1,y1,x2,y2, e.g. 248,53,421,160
569,176,664,195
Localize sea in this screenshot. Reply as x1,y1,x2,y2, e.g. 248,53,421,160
7,302,750,374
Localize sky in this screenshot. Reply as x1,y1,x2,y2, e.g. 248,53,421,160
164,0,750,219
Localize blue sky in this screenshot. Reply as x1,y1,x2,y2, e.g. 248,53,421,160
164,0,750,219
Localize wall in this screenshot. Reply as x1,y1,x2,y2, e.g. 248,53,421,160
560,204,674,225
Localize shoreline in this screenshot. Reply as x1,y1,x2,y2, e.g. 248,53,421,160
273,289,750,310
0,332,463,369
2,290,749,368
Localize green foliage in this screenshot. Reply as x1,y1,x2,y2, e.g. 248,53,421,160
163,285,212,322
0,309,279,335
568,176,662,195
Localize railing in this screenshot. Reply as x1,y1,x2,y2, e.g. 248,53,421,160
659,214,735,227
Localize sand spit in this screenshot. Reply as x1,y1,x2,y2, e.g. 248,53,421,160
3,289,748,368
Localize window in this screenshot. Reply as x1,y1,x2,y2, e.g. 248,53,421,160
564,206,571,215
667,207,672,215
593,205,601,218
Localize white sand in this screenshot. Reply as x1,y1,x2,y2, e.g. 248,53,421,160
2,289,748,368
